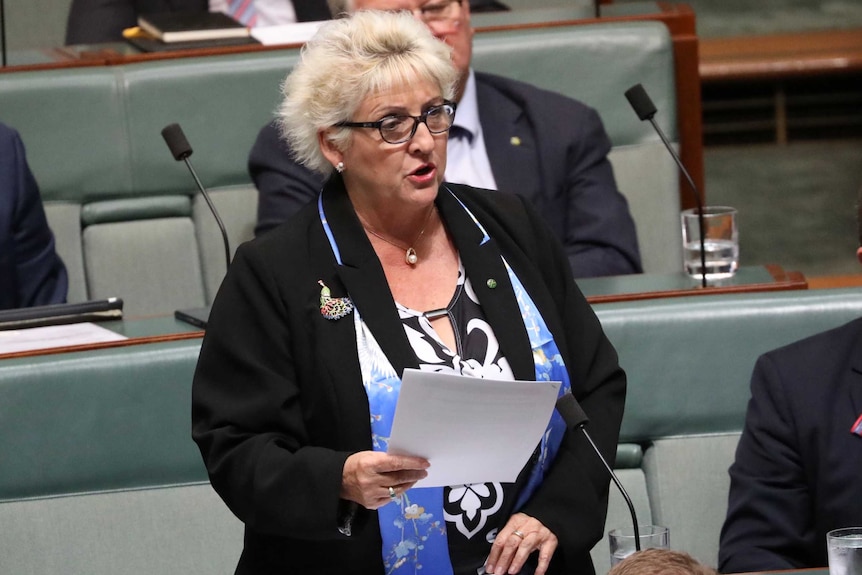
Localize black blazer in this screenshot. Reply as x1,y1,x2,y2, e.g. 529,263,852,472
0,124,67,310
719,318,862,572
192,179,626,574
249,71,642,278
65,0,331,44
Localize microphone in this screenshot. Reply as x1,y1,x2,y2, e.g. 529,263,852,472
1,0,7,67
161,123,231,328
556,392,641,552
161,123,231,275
624,83,707,288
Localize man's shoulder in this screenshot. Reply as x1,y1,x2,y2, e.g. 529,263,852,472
778,317,862,354
0,123,21,149
761,316,862,375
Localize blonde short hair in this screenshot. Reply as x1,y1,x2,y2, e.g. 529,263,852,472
608,549,719,575
277,10,457,176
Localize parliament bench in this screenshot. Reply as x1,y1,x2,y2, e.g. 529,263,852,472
4,288,862,574
592,287,862,572
0,19,682,316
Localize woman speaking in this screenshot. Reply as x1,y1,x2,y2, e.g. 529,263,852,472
192,10,626,575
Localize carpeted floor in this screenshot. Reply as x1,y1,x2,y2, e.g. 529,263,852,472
704,139,862,278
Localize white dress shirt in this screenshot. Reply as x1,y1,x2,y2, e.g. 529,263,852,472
445,69,498,191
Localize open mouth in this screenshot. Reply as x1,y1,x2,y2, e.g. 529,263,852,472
412,164,435,177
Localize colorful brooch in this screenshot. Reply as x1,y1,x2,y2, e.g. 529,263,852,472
318,280,354,320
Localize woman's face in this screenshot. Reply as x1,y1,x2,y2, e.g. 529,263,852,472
325,78,449,212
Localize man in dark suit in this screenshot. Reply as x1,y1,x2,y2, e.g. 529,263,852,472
65,0,332,44
0,123,68,310
718,190,862,571
249,0,642,278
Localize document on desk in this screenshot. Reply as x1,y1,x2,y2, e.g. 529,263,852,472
388,369,561,488
0,322,127,355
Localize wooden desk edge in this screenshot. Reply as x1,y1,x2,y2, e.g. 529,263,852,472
0,329,204,361
700,28,862,82
586,266,808,305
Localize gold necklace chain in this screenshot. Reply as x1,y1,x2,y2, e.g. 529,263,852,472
360,205,435,266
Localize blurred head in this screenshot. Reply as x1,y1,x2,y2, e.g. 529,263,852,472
607,549,719,575
278,10,457,181
335,0,473,101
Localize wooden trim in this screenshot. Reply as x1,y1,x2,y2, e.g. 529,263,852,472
700,28,862,83
0,330,203,361
586,264,808,305
807,274,862,290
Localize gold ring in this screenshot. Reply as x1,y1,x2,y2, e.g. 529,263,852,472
388,486,397,499
513,530,525,539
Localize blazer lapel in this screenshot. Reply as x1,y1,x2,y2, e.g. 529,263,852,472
320,178,419,376
476,78,541,198
437,187,535,381
319,178,537,382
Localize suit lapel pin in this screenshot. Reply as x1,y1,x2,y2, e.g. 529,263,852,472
510,136,521,146
318,280,354,320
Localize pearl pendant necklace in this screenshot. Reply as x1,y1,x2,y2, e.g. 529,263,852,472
405,247,419,265
360,206,435,266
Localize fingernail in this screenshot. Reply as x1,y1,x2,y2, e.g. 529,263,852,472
486,565,494,574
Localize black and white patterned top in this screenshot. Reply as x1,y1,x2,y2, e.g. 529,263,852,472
396,262,531,575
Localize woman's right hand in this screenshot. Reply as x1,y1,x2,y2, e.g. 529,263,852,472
340,451,430,509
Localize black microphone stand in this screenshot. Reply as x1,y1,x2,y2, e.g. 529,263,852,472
160,123,231,274
624,84,707,288
556,393,641,552
1,0,7,68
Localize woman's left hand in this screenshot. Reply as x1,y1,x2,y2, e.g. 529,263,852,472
485,512,558,575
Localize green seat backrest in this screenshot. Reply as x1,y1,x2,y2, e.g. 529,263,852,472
473,21,682,273
0,338,244,574
595,287,862,441
593,287,862,567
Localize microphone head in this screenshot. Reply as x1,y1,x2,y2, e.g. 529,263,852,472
556,392,590,430
625,84,657,121
161,123,193,161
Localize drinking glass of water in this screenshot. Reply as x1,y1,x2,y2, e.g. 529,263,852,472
828,527,862,575
608,525,670,566
681,206,739,282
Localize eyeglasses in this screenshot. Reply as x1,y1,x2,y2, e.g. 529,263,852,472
336,101,457,144
416,0,463,24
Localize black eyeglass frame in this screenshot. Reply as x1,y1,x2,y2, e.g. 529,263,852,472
335,101,458,145
418,0,463,21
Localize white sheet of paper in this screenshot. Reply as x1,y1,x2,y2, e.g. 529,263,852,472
251,21,325,45
0,322,127,355
387,369,561,488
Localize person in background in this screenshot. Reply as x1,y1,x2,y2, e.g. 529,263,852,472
718,184,862,572
249,0,642,278
192,11,625,575
0,123,68,310
64,0,332,44
608,549,719,575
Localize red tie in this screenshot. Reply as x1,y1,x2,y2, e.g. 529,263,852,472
227,0,257,26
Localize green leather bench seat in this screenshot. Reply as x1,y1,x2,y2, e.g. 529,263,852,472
0,338,244,574
0,20,682,317
593,288,862,569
